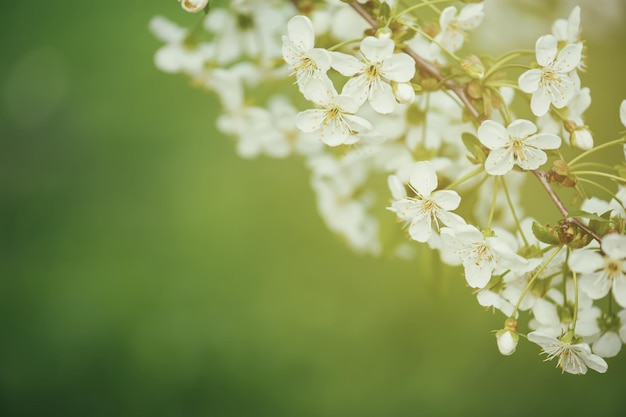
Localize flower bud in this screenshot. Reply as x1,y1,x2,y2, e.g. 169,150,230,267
496,329,519,356
376,27,393,39
393,83,415,105
179,0,209,13
569,127,594,150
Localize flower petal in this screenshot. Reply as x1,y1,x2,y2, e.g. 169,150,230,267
409,161,438,196
507,119,537,138
485,148,514,175
535,35,557,67
360,36,394,63
477,120,508,149
518,69,542,93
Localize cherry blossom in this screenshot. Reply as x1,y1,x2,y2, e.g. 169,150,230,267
477,119,561,175
518,35,582,116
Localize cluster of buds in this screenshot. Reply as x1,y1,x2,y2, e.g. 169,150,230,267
151,0,626,374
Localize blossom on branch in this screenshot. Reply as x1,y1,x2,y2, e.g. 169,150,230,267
477,119,561,175
331,36,415,114
518,34,582,117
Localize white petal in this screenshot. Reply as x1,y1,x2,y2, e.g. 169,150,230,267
525,133,561,150
380,53,416,82
579,272,611,300
582,351,608,373
485,148,514,176
518,69,542,93
601,233,626,260
507,119,537,138
295,109,325,133
433,190,461,211
409,215,432,242
368,82,397,114
527,331,558,348
535,35,557,67
360,36,394,63
330,51,362,76
620,100,626,128
409,161,438,196
388,175,406,200
343,113,372,132
568,249,604,273
477,120,508,149
593,332,622,358
613,275,626,308
554,43,583,73
530,88,552,117
287,15,315,52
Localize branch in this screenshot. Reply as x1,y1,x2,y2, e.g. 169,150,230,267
532,170,603,243
349,1,481,121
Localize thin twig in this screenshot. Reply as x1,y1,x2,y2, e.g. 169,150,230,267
532,170,603,243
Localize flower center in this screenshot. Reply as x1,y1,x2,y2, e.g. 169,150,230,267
541,69,562,86
365,63,381,81
604,259,622,279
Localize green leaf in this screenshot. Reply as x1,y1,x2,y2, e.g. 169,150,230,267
462,132,486,164
532,221,560,245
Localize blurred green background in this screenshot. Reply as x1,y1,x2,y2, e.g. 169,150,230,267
1,1,626,416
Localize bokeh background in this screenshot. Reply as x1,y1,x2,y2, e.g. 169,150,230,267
1,1,626,416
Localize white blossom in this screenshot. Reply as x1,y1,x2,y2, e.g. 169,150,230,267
477,119,561,175
518,35,582,117
331,36,415,114
528,331,608,374
296,79,372,146
282,15,332,90
388,161,465,243
569,233,626,308
433,4,484,54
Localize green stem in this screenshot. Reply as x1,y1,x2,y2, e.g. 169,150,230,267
486,177,499,230
501,177,528,246
568,137,626,166
444,166,485,190
577,177,625,210
572,171,626,183
569,161,617,171
571,257,579,333
510,246,563,319
328,38,362,51
395,0,449,18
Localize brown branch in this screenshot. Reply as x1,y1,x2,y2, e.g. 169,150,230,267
532,170,603,243
349,1,481,121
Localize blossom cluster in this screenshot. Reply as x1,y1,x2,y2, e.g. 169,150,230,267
151,0,626,375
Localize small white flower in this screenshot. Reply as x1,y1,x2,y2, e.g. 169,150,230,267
179,0,208,13
527,331,608,375
149,16,213,75
441,225,528,289
282,15,331,90
518,35,582,117
331,36,415,114
477,119,561,175
296,79,372,146
569,233,626,308
433,4,484,53
388,161,465,243
551,6,581,45
620,99,626,128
